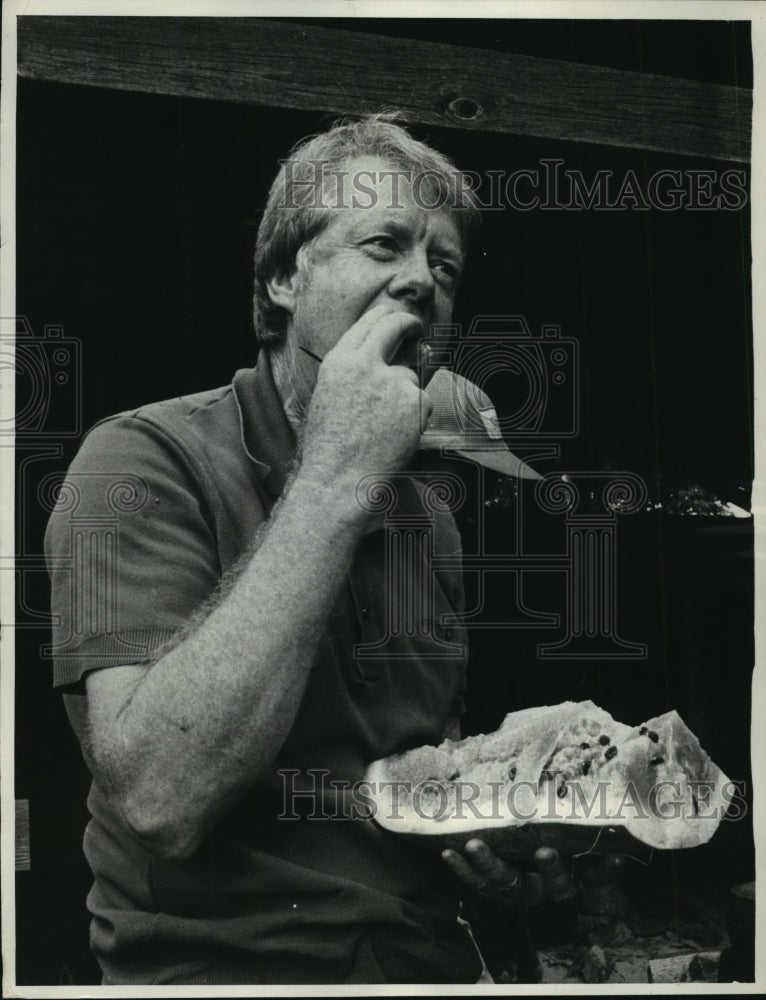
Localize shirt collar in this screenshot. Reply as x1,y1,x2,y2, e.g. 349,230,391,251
232,352,441,513
232,351,297,500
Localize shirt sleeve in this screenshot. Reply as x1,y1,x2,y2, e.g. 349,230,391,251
44,414,222,689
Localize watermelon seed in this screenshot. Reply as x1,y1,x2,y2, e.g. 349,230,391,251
599,734,611,746
557,783,568,798
580,742,590,749
691,793,699,816
650,755,664,766
639,726,648,735
447,770,460,781
604,745,618,761
508,765,517,781
582,760,591,776
648,731,659,743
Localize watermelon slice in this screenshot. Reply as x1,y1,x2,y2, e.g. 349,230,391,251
364,701,731,861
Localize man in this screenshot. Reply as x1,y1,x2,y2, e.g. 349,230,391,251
45,114,571,985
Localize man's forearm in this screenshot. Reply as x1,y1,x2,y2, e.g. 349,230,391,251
89,469,367,858
88,308,431,859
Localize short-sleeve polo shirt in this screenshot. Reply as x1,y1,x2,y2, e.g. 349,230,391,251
44,352,481,985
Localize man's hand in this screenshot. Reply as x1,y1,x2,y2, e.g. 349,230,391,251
299,305,432,491
442,840,576,908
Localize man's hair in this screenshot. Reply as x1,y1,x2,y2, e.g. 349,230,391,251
252,112,479,347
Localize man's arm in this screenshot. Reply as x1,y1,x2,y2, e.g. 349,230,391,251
84,307,429,860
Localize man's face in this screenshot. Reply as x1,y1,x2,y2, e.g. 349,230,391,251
278,156,464,370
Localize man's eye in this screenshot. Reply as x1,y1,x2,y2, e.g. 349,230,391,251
430,258,458,284
365,236,399,253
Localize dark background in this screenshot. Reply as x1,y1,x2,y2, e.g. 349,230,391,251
15,18,754,985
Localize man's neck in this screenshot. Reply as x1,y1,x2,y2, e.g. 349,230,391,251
268,336,319,437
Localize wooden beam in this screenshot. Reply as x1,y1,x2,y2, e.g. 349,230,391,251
17,16,751,162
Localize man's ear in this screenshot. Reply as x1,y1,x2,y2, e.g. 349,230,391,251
266,270,299,315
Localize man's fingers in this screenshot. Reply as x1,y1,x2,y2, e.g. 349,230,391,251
442,841,525,898
418,388,434,431
329,303,389,350
441,848,488,892
365,312,423,365
443,843,577,907
335,306,423,364
464,839,521,888
534,846,576,901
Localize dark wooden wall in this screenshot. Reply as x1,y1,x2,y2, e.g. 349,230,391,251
18,16,750,161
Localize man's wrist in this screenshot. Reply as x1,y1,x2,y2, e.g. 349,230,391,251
287,465,372,535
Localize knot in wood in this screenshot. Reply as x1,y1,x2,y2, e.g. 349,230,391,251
444,95,484,123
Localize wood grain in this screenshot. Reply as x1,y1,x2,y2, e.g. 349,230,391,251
17,17,751,162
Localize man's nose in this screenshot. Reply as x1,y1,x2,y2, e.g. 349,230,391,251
387,247,435,304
